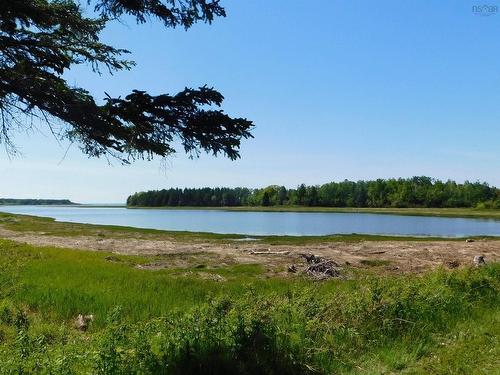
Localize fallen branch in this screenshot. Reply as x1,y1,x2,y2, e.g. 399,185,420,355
250,250,290,255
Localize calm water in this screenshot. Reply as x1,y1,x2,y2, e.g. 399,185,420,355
2,205,500,237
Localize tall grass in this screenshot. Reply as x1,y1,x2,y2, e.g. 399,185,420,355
0,240,304,323
0,239,498,374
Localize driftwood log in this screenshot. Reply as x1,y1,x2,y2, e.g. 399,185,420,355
250,250,290,255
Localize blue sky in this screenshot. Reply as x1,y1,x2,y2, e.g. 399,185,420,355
2,1,500,203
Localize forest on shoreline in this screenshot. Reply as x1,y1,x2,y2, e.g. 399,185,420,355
127,177,500,209
0,199,75,206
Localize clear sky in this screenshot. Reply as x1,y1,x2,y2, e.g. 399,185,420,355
2,1,500,203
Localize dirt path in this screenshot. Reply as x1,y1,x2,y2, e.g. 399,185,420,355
1,227,498,273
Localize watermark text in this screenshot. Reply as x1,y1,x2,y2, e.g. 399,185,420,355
472,4,498,16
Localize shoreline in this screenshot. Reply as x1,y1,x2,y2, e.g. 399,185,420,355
1,211,500,244
0,212,498,276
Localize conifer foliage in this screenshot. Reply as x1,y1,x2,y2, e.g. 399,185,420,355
0,1,253,162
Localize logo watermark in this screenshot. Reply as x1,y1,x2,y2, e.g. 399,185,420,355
472,4,498,16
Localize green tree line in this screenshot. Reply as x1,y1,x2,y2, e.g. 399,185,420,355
126,177,500,208
0,199,75,206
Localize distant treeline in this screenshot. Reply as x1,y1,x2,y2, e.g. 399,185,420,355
0,199,75,205
126,177,500,209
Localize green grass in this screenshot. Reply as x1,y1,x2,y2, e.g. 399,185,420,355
359,259,392,267
0,240,281,324
2,211,498,245
0,238,498,374
401,310,500,374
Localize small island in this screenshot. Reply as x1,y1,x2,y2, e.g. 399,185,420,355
0,198,77,205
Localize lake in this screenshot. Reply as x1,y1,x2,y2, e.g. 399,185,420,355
2,205,500,237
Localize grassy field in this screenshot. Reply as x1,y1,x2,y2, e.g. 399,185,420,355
0,237,498,374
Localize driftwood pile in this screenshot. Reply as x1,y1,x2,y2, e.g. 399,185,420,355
306,260,341,278
288,253,342,279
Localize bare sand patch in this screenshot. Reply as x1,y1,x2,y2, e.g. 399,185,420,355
0,227,498,274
